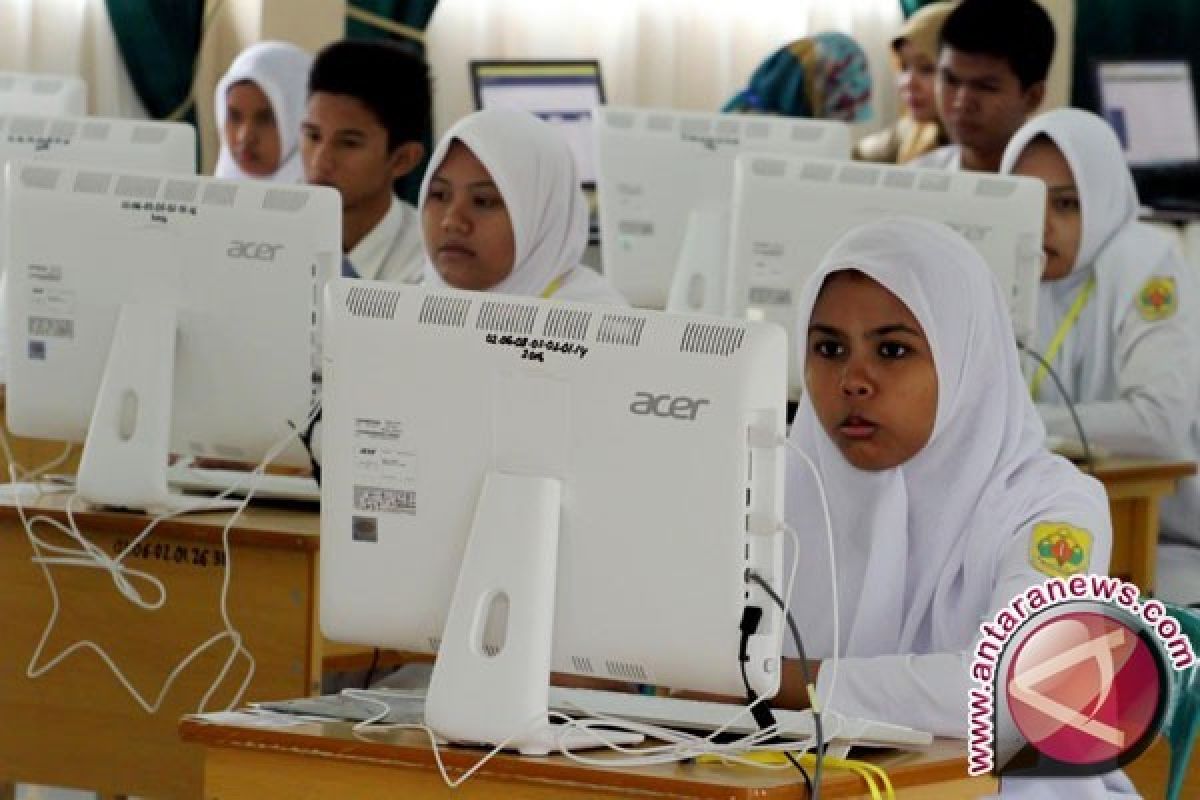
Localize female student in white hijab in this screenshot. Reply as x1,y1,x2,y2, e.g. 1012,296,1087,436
419,109,626,305
782,217,1133,798
214,41,313,182
1001,108,1200,607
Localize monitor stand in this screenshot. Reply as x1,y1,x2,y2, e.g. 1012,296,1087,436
76,303,239,514
665,207,731,317
424,470,641,754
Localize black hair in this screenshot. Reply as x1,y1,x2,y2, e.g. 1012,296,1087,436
939,0,1056,90
308,39,432,151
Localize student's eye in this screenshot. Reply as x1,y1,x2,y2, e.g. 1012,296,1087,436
302,129,319,143
427,187,450,203
228,110,243,123
1051,196,1081,214
811,339,844,359
878,341,910,359
917,64,936,78
474,194,505,210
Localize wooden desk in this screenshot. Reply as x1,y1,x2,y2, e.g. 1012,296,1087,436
0,495,321,799
0,386,80,481
1088,458,1197,594
180,716,997,799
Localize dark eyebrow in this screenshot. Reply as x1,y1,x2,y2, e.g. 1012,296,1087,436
429,177,498,190
869,324,923,338
808,324,843,336
1047,185,1078,194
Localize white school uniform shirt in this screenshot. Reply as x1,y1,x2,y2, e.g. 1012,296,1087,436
908,143,960,170
345,195,424,284
785,218,1133,798
213,41,312,184
418,110,626,305
1000,110,1200,581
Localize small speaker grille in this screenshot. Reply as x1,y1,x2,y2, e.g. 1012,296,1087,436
418,294,471,327
791,124,823,142
201,183,237,206
163,179,199,204
745,120,769,139
596,314,646,347
543,307,592,341
10,117,45,138
799,162,835,182
31,79,61,95
605,660,649,682
605,110,635,129
0,77,14,91
918,173,951,192
81,121,109,140
750,157,786,178
883,171,916,190
976,178,1018,198
646,114,673,132
345,285,401,319
47,119,75,139
19,165,59,190
477,299,537,335
680,118,711,137
571,656,595,674
131,125,167,144
73,172,111,194
839,165,879,186
263,188,310,212
681,322,745,356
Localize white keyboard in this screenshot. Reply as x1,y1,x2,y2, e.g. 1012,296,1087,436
166,464,320,503
548,687,933,749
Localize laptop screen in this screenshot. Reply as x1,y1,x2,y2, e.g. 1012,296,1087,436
470,60,606,188
1096,60,1200,168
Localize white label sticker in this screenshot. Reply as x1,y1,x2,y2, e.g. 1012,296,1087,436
352,418,416,514
30,287,75,316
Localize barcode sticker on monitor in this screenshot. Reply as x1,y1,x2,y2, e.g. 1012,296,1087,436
748,287,792,306
28,316,73,338
353,486,416,514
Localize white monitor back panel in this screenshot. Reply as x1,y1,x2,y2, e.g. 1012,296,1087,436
729,155,1045,395
321,284,788,695
0,72,87,116
595,107,850,308
5,160,340,465
0,114,195,174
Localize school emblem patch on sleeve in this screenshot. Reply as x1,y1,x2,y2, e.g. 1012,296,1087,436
1136,276,1177,321
1029,522,1092,578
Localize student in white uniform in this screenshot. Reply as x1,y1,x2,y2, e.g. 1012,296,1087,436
302,39,429,283
781,217,1134,797
911,0,1053,173
213,41,312,182
419,110,626,305
1002,108,1200,606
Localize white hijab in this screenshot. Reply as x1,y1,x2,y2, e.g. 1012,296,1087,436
214,41,312,184
999,108,1174,404
785,217,1101,659
419,110,623,304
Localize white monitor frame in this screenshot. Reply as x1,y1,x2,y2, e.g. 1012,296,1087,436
4,160,340,511
0,114,195,175
320,281,788,751
727,155,1046,396
0,71,87,116
595,106,851,309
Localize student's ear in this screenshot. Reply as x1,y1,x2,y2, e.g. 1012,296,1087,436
389,142,425,179
1022,81,1046,115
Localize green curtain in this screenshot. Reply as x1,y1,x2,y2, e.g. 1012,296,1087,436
105,0,206,123
899,0,934,16
345,0,440,204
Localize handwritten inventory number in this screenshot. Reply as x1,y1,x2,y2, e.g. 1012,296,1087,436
111,538,226,568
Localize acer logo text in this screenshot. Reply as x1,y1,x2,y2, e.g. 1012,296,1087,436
228,241,284,261
629,392,710,421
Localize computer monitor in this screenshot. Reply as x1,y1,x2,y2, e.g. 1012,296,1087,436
1096,61,1200,168
595,106,851,309
726,155,1045,397
471,60,605,189
320,281,787,751
0,114,195,175
4,160,340,511
0,71,87,116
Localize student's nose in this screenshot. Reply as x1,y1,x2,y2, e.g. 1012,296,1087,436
840,360,874,398
310,141,335,175
441,198,471,234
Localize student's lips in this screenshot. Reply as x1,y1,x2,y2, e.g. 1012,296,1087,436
437,243,477,260
838,415,878,438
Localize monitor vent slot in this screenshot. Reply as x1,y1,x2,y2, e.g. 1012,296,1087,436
750,157,786,178
839,165,879,187
10,117,45,138
883,171,916,190
0,77,14,90
32,79,62,95
596,314,646,347
201,183,237,206
714,119,738,137
917,173,951,192
975,178,1017,198
571,656,595,674
345,285,401,320
263,188,310,212
680,118,711,137
605,110,635,129
163,179,199,204
477,299,537,335
542,307,592,341
418,294,471,327
429,636,441,652
19,165,59,190
681,322,745,357
646,113,673,132
744,120,769,139
482,644,500,657
131,125,167,144
799,161,835,182
81,121,109,140
114,175,159,199
605,660,649,682
73,171,111,194
48,119,76,139
791,124,823,142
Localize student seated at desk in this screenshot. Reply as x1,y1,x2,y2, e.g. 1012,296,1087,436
302,40,430,283
214,41,312,183
1001,109,1200,607
910,0,1053,173
419,109,626,304
781,217,1134,798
